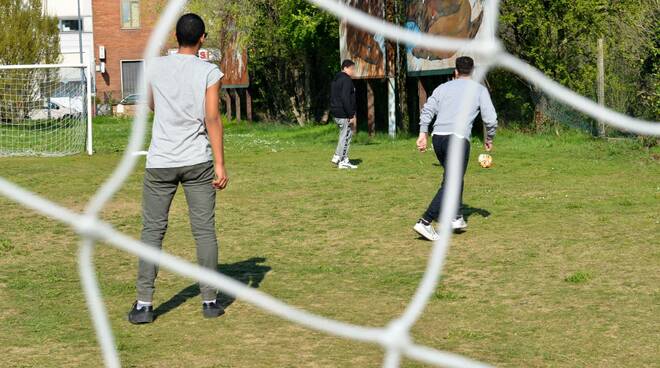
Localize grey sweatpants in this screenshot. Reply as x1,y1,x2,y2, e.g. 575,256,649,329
136,161,218,302
333,118,353,160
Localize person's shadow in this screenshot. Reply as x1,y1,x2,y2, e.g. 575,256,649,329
462,204,491,223
153,257,271,319
349,158,363,165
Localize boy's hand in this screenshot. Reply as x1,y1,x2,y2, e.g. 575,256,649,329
213,165,229,190
416,133,428,152
484,139,493,152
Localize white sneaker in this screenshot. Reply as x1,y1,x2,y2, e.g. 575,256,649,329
331,155,341,165
338,159,357,169
451,217,467,231
413,221,440,241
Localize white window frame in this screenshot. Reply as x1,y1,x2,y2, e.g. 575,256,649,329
59,18,82,33
119,59,144,98
120,0,141,30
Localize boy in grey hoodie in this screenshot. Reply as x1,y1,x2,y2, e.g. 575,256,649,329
413,56,497,240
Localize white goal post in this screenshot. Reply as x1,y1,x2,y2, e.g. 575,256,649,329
0,63,93,156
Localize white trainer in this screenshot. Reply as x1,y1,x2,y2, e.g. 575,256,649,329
451,217,467,231
338,159,357,169
413,221,441,241
331,155,341,165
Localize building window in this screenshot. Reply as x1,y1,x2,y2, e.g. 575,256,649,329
59,19,81,32
121,60,144,97
121,0,140,29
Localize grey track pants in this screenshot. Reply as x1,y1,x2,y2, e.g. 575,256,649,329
334,118,353,160
137,161,218,302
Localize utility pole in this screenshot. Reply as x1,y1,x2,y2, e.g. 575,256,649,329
597,38,605,137
77,0,84,64
385,0,397,137
385,0,409,137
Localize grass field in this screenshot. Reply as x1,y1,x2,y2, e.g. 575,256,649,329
1,117,658,367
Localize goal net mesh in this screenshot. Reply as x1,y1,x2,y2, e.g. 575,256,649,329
0,65,88,156
0,1,658,368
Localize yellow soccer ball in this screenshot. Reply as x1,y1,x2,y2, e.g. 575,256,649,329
478,153,493,168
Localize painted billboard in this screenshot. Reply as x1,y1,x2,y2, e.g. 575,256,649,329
406,0,488,75
339,0,386,79
219,30,249,88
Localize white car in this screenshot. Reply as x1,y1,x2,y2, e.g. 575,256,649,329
50,96,83,113
28,101,80,121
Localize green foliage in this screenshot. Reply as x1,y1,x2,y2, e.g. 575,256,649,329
189,0,656,129
0,0,61,122
601,0,658,120
0,0,60,65
189,0,339,124
495,0,659,129
187,0,257,49
499,0,609,96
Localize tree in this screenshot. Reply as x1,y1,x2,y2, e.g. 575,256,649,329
189,0,338,125
0,0,60,65
494,0,658,130
0,0,60,122
498,0,610,129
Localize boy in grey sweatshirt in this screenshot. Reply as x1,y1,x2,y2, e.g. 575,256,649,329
413,56,497,241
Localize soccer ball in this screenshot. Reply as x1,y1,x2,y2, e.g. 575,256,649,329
478,154,493,168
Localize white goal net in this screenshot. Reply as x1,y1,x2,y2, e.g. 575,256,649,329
0,1,658,368
0,64,92,156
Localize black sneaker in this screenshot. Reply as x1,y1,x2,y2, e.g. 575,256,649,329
202,301,224,319
128,301,154,324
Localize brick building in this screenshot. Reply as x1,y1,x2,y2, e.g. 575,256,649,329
92,0,164,103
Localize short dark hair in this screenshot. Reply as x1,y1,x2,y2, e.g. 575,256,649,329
341,59,355,70
176,13,206,47
455,56,474,75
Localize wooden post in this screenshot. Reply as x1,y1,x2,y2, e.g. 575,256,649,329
246,88,253,122
418,78,427,114
234,89,242,122
597,38,606,137
224,90,232,121
367,80,375,137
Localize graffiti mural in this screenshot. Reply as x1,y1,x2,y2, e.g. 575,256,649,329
406,0,487,75
339,0,386,79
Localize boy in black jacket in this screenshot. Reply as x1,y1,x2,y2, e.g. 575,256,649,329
329,59,358,169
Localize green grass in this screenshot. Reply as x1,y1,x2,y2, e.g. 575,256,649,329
0,118,86,156
1,117,659,367
564,271,592,284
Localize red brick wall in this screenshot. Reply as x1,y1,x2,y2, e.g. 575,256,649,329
92,0,164,102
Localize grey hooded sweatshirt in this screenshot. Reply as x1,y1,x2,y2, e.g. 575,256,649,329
419,78,498,141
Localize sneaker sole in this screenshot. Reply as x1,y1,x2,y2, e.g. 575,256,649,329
413,224,439,241
128,313,154,324
203,309,225,319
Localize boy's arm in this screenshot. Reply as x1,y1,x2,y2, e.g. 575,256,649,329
148,88,154,111
205,80,228,190
480,87,498,151
341,78,356,120
417,90,440,152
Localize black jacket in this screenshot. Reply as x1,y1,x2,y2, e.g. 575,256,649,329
330,72,356,119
